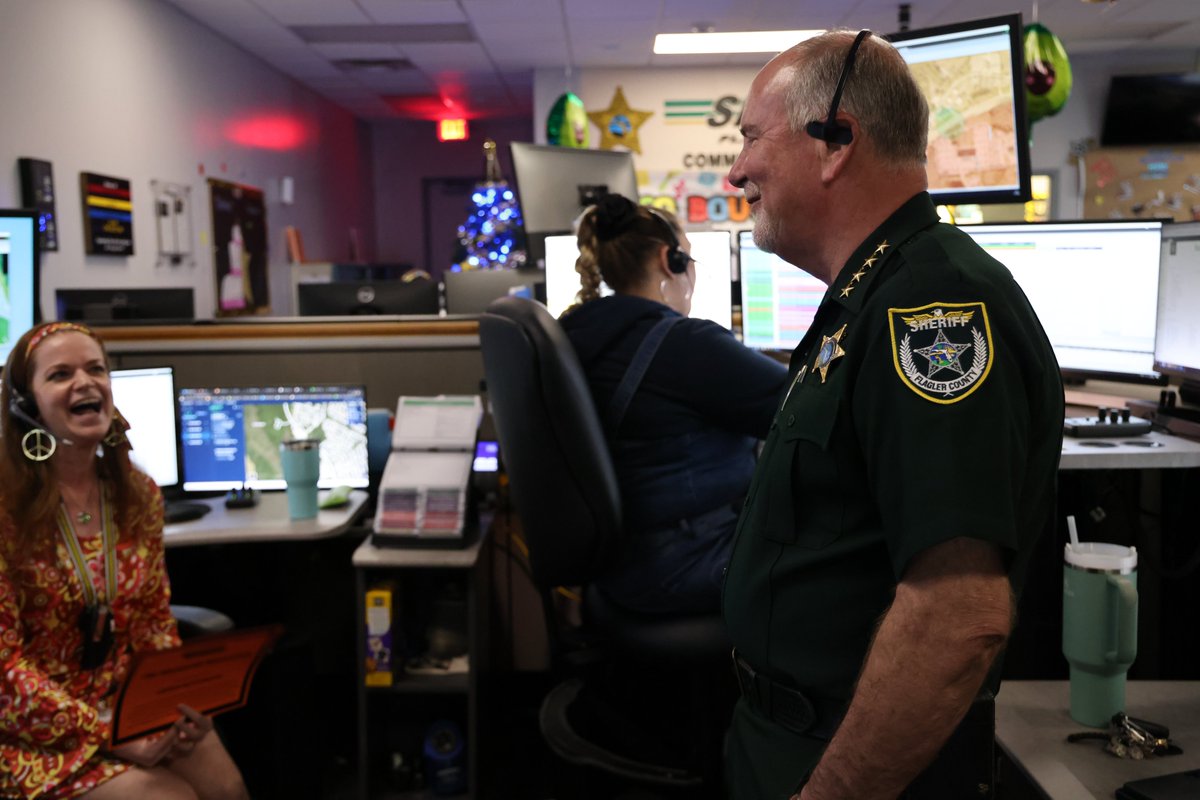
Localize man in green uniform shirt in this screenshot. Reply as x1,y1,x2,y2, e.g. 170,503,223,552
722,30,1064,800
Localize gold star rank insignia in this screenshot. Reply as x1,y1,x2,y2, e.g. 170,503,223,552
587,86,654,154
873,240,890,256
813,323,848,384
840,283,855,298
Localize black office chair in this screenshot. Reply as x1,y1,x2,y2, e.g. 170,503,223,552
479,296,731,789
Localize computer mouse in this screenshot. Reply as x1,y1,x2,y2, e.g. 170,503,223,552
320,485,352,509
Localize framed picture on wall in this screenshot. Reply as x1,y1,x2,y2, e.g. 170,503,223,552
80,172,134,256
208,178,269,315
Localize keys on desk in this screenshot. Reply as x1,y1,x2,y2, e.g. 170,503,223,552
1064,407,1153,438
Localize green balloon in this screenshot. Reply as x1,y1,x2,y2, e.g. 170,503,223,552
1025,22,1073,124
546,92,590,148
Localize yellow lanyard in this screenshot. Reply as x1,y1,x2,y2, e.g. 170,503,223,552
56,489,118,608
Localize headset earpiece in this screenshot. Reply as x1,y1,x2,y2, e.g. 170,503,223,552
806,29,872,146
9,392,42,432
646,208,693,274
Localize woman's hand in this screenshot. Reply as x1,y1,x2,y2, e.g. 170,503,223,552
166,704,214,758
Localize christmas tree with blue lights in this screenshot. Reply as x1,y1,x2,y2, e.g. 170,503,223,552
453,139,525,271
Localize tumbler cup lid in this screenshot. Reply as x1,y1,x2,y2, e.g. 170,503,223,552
281,438,321,451
1064,542,1137,572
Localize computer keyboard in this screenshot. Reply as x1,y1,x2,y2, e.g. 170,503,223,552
1064,409,1152,438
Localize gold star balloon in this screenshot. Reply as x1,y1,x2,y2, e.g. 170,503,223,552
587,86,653,154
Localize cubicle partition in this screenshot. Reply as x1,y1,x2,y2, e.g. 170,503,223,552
97,317,486,408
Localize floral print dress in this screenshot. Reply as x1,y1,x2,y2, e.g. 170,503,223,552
0,472,179,799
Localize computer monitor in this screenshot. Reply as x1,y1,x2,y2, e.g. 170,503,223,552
296,280,439,316
178,384,369,492
442,268,542,315
737,231,828,351
110,366,180,489
56,287,194,325
1155,222,1200,403
543,231,734,330
1,209,41,366
889,14,1031,205
959,220,1166,384
510,143,639,235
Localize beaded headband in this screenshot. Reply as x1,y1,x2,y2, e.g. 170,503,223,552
25,322,97,358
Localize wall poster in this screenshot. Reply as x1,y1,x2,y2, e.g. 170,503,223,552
208,178,268,315
1083,146,1200,222
80,172,134,255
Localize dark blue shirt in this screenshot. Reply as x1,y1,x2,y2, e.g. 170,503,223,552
561,295,787,532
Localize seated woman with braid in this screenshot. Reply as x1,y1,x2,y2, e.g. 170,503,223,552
0,321,249,800
559,195,787,614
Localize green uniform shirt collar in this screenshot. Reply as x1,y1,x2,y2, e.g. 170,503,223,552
829,192,940,314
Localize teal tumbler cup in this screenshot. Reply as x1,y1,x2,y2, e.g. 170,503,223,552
1062,542,1138,727
280,439,321,520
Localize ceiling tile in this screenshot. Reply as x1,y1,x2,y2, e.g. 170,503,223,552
562,0,661,21
249,0,372,26
355,0,467,25
460,0,562,23
399,42,495,71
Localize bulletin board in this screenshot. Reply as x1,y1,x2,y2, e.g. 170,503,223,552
1083,146,1200,222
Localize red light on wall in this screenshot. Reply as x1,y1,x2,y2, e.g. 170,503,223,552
438,119,469,142
224,115,309,151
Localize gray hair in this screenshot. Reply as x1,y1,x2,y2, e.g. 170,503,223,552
782,30,929,168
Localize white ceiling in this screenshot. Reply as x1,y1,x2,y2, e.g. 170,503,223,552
160,0,1200,121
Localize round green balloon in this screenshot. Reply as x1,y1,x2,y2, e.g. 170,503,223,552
1024,22,1072,124
546,92,590,149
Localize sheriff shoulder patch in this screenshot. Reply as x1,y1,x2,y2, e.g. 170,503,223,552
888,301,994,404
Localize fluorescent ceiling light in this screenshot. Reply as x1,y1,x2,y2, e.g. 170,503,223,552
653,30,823,55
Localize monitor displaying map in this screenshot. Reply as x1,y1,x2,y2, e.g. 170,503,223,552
889,14,1031,205
178,384,369,491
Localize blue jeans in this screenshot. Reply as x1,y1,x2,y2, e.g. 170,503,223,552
596,503,738,615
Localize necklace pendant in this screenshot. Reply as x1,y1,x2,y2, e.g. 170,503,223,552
77,510,93,524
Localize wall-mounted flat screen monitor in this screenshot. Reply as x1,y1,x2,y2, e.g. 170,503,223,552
1,209,41,366
1155,222,1200,393
543,231,734,330
110,366,180,489
1102,74,1200,147
178,385,369,492
443,268,543,315
296,280,439,316
959,220,1165,384
889,14,1031,205
737,231,828,351
56,287,194,325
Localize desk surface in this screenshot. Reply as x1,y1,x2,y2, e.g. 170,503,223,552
1059,431,1200,470
163,490,369,547
996,681,1200,799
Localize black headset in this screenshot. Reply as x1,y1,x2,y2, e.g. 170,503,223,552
805,29,873,146
8,391,42,432
646,208,694,274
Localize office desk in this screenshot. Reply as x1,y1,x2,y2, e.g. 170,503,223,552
997,681,1200,799
1060,432,1200,471
163,489,369,547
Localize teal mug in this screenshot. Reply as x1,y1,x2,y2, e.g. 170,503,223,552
280,439,321,520
1062,542,1138,727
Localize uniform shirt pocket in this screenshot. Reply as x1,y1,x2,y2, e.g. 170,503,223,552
760,391,844,548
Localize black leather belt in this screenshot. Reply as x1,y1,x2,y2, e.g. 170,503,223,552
732,649,845,740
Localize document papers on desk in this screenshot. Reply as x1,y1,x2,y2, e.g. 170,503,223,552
374,452,472,538
391,396,482,451
374,396,481,544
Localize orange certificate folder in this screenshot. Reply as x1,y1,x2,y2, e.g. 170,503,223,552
110,625,282,746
